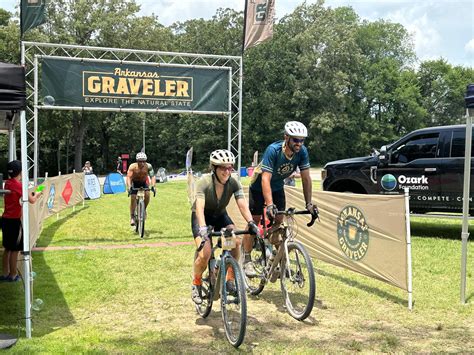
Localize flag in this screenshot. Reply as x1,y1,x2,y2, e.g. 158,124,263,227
185,147,193,171
252,150,259,166
21,0,47,36
243,0,275,51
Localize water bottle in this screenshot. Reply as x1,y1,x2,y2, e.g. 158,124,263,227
264,241,273,260
265,244,275,273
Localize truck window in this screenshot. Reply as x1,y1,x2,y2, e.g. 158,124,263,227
450,131,474,157
391,133,439,164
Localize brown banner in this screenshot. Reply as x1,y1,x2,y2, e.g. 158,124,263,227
28,172,84,247
244,0,275,50
227,186,408,291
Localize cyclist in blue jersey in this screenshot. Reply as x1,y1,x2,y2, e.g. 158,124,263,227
243,121,318,276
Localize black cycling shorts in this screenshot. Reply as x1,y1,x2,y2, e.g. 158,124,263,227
248,188,286,216
130,181,149,195
1,217,23,252
191,212,234,238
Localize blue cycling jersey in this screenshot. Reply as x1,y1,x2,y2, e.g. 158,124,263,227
250,140,310,192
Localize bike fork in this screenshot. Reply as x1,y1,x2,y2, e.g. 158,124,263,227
283,239,292,280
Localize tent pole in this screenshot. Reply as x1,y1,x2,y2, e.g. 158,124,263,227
20,110,32,338
33,56,39,185
20,41,33,339
404,188,413,310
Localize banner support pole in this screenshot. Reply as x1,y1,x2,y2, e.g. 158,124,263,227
460,107,472,304
404,188,413,310
20,110,32,338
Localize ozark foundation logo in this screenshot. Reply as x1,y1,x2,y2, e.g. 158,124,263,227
381,174,397,191
337,205,369,261
381,174,429,191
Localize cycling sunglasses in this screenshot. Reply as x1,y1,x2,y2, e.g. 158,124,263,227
218,165,233,172
291,137,305,144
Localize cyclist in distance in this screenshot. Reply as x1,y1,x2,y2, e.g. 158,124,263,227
242,121,318,277
191,149,259,305
126,152,156,226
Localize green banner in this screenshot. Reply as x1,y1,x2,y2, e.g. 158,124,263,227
41,58,230,112
21,0,47,36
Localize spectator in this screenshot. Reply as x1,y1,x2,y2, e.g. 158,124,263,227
1,160,42,282
116,156,122,174
82,161,93,175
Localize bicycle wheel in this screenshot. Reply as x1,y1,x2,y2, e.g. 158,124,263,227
134,203,139,233
280,241,316,321
138,199,145,238
195,269,213,318
221,257,247,348
240,237,266,296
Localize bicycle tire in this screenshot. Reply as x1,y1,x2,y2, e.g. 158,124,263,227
280,241,316,321
240,238,266,296
221,256,247,348
195,269,213,318
134,202,139,233
139,199,145,238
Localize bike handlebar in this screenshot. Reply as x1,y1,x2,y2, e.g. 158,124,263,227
269,207,319,227
209,229,253,237
196,228,256,252
128,186,156,197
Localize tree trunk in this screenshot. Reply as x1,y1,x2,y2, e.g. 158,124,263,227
73,111,88,172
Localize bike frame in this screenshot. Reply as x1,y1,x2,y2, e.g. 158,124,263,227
208,230,245,301
259,209,316,283
131,186,151,236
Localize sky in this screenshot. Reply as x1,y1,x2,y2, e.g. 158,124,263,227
2,0,473,67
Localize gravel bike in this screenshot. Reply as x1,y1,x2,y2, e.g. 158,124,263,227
130,186,155,238
195,227,251,348
242,207,318,321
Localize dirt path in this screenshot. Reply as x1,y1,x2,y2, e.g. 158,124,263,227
32,241,194,252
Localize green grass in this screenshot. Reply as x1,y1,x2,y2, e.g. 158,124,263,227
0,179,473,353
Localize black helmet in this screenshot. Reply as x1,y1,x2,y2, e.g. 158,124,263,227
7,160,22,178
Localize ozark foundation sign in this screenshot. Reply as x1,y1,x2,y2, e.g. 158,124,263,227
41,57,230,112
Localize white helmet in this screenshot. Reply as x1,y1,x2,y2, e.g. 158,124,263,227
136,152,147,161
284,121,308,137
210,149,235,166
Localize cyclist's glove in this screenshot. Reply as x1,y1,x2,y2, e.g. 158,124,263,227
247,220,260,236
266,204,278,221
196,226,210,252
198,226,210,241
306,202,319,219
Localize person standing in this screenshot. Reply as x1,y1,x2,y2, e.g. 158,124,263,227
1,160,42,282
82,161,93,174
116,156,123,174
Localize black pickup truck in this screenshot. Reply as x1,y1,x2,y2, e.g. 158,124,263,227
322,125,474,213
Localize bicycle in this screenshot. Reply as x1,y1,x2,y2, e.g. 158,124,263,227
195,227,252,348
129,186,155,238
242,207,318,321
